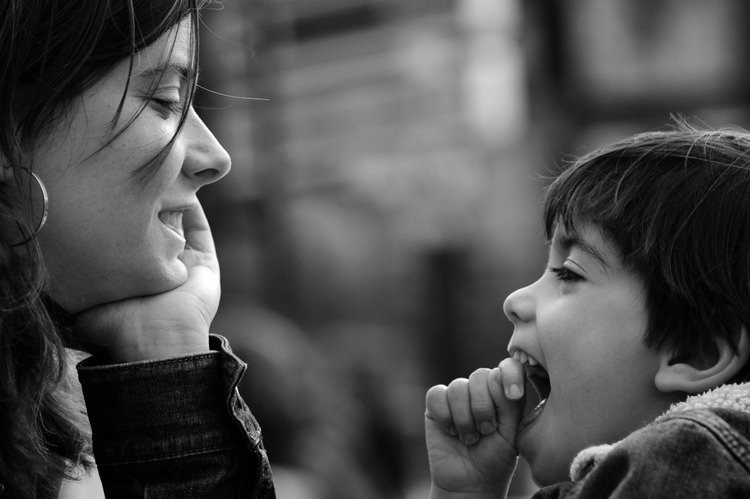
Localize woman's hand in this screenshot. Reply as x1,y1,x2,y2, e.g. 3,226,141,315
73,204,220,363
425,357,526,498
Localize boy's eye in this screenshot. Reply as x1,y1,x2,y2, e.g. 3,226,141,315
547,265,583,282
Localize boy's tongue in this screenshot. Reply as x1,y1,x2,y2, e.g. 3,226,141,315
523,383,543,416
517,366,550,434
518,396,547,436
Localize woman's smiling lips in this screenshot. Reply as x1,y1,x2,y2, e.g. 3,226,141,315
158,203,197,240
159,210,184,238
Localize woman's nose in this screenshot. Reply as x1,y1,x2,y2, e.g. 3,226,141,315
181,108,232,185
503,283,536,325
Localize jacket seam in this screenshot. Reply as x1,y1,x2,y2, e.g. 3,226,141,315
94,443,245,466
664,411,750,474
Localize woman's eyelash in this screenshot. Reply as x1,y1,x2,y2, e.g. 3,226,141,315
547,265,583,282
151,97,183,115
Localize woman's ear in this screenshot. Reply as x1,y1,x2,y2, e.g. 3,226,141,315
655,328,750,394
0,166,12,182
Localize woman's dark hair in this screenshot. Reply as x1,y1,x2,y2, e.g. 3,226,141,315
544,122,750,381
0,0,207,496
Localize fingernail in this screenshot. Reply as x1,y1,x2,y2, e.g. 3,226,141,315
479,422,495,435
462,433,478,446
506,384,523,399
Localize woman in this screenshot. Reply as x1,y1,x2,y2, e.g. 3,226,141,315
0,1,275,497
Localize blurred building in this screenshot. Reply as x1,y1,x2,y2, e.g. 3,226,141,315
196,0,750,497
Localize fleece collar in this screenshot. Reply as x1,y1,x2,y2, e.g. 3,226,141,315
568,382,750,482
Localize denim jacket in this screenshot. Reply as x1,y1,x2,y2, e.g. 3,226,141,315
75,334,276,498
534,382,750,498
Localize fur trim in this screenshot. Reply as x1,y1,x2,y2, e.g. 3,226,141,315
568,382,750,481
657,382,750,419
569,443,616,482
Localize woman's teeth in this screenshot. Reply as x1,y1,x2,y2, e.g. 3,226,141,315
159,210,184,238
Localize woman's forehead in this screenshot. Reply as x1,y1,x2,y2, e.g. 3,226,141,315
132,19,192,77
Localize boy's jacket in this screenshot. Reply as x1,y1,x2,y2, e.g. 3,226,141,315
534,382,750,498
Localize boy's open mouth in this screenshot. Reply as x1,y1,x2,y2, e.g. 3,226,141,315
514,353,550,434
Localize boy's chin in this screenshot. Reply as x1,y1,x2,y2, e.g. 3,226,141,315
519,436,574,486
527,458,571,487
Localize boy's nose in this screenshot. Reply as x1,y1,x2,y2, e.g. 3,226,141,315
503,284,535,324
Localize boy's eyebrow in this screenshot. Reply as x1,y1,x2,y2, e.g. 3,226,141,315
555,233,611,269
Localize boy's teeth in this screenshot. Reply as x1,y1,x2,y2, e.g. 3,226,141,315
511,350,541,367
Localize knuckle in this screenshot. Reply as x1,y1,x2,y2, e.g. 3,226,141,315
447,377,469,390
424,386,453,427
469,367,491,381
470,398,494,412
447,377,468,388
453,415,475,433
425,384,447,405
499,356,517,369
499,357,524,377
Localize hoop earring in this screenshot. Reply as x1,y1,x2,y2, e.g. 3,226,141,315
4,167,49,247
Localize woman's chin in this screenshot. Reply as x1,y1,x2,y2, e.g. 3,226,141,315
50,258,188,312
130,257,189,296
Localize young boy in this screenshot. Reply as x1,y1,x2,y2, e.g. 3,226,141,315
425,124,750,498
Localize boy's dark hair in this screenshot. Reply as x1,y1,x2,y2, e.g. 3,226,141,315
544,123,750,381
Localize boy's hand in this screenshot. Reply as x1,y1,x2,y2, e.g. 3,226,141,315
72,204,219,363
425,357,526,498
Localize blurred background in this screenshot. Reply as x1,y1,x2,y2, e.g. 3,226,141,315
193,0,750,497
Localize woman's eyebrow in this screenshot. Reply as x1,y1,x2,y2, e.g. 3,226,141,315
133,61,199,83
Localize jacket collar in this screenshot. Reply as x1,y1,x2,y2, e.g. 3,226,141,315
569,382,750,482
658,382,750,418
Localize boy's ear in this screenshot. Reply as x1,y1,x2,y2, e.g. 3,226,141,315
655,328,750,394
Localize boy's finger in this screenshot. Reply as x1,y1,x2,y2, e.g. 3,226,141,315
488,366,525,447
446,378,479,446
425,385,457,436
468,368,497,435
499,357,525,400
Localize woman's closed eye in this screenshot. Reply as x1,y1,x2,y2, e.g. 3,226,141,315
547,265,584,282
150,90,184,118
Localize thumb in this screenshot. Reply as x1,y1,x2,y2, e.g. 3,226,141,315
178,265,221,320
488,360,526,448
178,203,219,273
